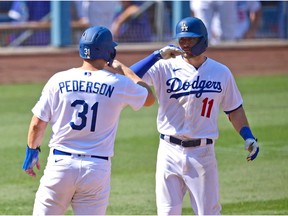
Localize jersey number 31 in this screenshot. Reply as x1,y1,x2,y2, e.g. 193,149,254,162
70,100,98,132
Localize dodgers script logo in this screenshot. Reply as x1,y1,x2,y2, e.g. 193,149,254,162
166,76,222,99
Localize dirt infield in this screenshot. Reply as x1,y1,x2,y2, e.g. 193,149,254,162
0,40,287,84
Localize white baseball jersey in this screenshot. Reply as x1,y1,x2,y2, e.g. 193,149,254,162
142,55,243,140
32,68,148,157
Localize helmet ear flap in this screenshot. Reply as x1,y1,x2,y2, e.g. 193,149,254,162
107,48,117,66
191,37,208,56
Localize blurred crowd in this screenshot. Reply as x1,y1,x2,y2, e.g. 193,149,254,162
72,1,152,42
0,1,155,45
190,0,262,45
0,1,285,46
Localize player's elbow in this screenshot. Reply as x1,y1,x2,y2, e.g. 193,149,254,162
137,81,155,107
143,93,155,107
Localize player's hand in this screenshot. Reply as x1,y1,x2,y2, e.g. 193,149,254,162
110,59,122,71
106,60,124,75
22,146,41,177
159,45,184,59
244,138,259,161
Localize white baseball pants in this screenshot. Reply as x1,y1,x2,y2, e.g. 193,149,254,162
156,139,221,215
32,149,111,215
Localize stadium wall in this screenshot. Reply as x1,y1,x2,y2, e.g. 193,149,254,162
0,40,287,85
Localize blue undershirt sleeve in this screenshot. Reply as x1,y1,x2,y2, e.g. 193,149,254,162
130,50,162,78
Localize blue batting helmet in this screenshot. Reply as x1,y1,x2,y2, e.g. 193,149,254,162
175,17,208,56
79,26,118,65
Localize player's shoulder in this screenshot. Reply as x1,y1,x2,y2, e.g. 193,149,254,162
206,57,230,70
51,68,76,77
45,68,78,85
101,69,141,89
205,57,234,77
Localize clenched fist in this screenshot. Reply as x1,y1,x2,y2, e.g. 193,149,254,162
159,45,184,59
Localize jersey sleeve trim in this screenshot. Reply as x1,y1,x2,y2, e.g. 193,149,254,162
31,110,50,123
224,104,242,115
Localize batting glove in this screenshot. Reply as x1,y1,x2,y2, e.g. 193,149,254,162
159,45,184,59
22,145,40,170
244,138,259,161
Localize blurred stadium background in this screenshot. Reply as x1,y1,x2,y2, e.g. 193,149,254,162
0,2,287,214
0,1,287,47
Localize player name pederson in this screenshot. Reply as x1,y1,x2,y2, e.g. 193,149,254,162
58,80,115,98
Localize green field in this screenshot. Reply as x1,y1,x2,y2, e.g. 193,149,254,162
0,74,287,215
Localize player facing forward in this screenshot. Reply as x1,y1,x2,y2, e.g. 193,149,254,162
130,17,259,215
21,26,182,215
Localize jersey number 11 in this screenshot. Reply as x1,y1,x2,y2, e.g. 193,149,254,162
201,97,214,118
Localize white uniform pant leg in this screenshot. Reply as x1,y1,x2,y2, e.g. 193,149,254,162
184,144,221,215
155,139,221,215
33,153,77,215
33,150,111,215
156,140,187,215
71,157,111,215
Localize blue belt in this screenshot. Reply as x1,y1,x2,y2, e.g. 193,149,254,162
160,134,213,147
53,149,108,161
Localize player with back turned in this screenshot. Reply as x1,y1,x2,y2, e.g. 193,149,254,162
130,17,260,215
21,25,183,215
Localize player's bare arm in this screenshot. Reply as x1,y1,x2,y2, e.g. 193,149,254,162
23,115,48,177
228,106,259,161
228,106,250,132
111,2,140,38
110,59,155,107
28,115,48,149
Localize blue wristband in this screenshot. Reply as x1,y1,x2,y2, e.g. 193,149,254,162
239,126,255,140
22,146,40,170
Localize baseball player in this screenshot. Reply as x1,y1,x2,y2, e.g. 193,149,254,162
190,0,238,44
235,1,262,39
21,26,182,215
130,17,259,215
